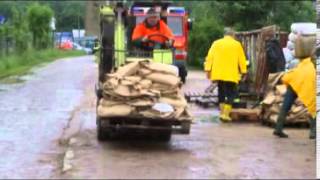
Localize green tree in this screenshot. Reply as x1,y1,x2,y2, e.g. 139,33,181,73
181,0,316,66
45,1,85,31
27,3,54,49
11,7,30,54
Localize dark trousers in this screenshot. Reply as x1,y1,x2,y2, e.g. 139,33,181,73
275,86,316,137
217,81,237,105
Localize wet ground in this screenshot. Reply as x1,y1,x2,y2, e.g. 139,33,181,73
0,56,316,179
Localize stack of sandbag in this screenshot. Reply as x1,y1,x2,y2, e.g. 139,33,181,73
261,73,310,125
284,23,316,69
97,60,192,121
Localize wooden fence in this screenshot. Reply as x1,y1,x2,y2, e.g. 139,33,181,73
236,25,288,98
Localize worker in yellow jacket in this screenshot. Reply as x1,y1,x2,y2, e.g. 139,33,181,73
273,56,316,139
204,27,247,122
273,33,316,139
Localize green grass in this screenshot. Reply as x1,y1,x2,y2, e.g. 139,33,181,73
0,49,86,79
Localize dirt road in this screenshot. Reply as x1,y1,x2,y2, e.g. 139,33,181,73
0,56,315,179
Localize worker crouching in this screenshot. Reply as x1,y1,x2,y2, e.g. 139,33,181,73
273,34,316,139
204,28,247,122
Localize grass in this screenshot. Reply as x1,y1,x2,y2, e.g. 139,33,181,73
0,49,86,79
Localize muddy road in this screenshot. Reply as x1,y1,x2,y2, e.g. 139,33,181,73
0,56,316,179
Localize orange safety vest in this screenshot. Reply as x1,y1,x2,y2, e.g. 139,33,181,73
132,20,174,43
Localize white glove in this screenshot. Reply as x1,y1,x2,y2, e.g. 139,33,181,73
142,36,148,42
165,39,173,47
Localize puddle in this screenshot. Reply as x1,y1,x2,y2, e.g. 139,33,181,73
0,72,35,91
0,76,25,84
197,115,220,123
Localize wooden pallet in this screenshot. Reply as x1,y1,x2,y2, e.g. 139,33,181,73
184,92,217,103
196,97,218,108
185,91,250,109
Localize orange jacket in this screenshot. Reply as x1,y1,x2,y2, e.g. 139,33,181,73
132,20,174,43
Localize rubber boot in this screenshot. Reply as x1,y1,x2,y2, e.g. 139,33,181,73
219,103,225,120
273,111,289,138
309,118,316,139
221,104,232,122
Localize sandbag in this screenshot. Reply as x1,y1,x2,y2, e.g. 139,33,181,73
292,105,304,114
140,61,178,76
116,61,140,77
262,92,276,105
159,96,188,108
124,76,142,83
139,79,152,89
99,99,122,107
270,104,280,114
294,34,316,59
146,72,180,87
267,72,284,88
114,84,136,97
97,104,134,117
275,85,287,95
99,60,192,121
138,68,152,76
151,83,174,90
126,98,155,107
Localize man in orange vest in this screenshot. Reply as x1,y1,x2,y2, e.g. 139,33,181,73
131,8,174,51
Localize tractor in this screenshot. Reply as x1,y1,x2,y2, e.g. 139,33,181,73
95,1,192,141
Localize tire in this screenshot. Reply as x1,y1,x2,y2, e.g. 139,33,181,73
178,64,187,84
97,117,112,141
158,130,172,142
181,122,191,134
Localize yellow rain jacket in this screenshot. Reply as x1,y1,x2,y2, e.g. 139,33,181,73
282,57,316,118
204,36,247,84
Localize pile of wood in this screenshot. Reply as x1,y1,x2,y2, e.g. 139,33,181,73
261,73,310,125
97,60,192,121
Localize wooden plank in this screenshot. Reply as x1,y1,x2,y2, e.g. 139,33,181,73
230,108,261,122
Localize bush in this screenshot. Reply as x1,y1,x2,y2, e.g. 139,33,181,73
188,16,223,68
11,7,31,54
27,3,54,50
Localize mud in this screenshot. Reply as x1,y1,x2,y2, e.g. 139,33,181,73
0,56,95,178
0,57,315,179
59,69,316,179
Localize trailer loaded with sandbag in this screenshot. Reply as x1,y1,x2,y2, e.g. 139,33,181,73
95,1,192,141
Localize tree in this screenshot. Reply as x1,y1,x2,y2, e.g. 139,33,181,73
11,7,30,54
27,3,54,49
44,1,85,31
181,0,316,66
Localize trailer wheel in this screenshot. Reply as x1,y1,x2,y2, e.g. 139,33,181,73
178,64,187,84
158,130,172,142
97,117,112,141
181,121,191,134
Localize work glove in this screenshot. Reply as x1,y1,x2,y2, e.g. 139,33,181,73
165,39,173,47
141,36,148,42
